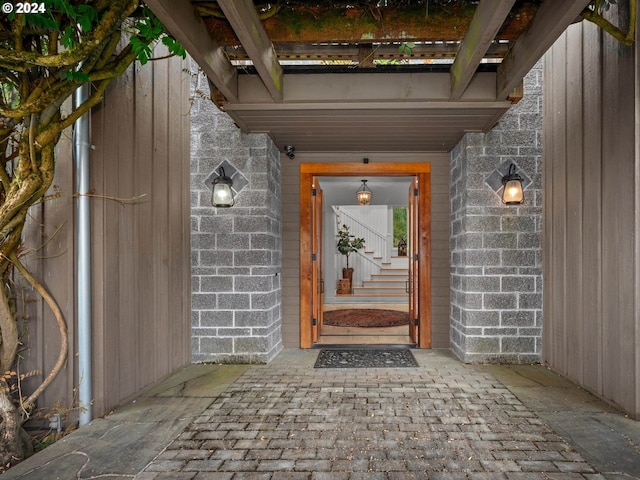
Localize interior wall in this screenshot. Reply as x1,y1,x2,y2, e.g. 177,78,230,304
281,153,450,348
20,52,192,419
543,13,640,417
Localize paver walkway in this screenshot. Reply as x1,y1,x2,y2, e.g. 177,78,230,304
137,350,601,480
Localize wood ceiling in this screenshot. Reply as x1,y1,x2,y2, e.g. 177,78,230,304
146,0,592,153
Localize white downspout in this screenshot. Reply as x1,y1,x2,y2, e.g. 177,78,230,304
74,84,92,426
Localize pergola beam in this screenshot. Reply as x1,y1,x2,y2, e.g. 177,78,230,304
496,0,591,100
217,0,284,103
450,0,516,100
145,0,238,102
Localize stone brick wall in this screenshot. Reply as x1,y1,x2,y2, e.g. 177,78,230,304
190,68,282,363
450,63,543,363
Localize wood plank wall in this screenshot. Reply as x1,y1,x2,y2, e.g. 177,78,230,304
281,153,451,348
543,17,640,417
20,52,192,419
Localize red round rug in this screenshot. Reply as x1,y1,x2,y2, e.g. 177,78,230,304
323,309,409,328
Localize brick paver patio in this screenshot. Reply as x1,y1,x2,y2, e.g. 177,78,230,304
137,351,602,479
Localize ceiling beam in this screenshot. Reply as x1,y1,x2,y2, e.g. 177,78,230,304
217,0,284,102
225,42,511,62
450,0,516,100
145,0,238,102
496,0,591,99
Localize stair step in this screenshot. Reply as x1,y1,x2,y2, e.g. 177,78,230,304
353,286,408,295
348,292,409,297
363,280,407,288
371,273,408,280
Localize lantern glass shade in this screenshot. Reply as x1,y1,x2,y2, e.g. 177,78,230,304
502,180,523,204
356,179,372,206
211,167,234,207
501,164,524,205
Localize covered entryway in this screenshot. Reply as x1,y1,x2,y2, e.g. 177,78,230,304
299,162,431,348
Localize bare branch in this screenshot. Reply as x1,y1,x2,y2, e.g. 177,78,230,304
10,252,68,411
581,0,636,46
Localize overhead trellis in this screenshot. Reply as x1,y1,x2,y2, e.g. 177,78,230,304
194,0,543,46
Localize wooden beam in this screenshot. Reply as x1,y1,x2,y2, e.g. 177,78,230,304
145,0,238,102
450,0,516,100
217,0,284,102
496,0,591,100
225,42,511,62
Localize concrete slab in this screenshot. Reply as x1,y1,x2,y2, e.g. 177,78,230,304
486,363,640,480
3,364,249,480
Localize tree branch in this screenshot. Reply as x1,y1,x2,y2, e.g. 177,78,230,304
36,79,111,149
0,0,138,69
9,252,68,412
0,280,18,373
581,0,636,46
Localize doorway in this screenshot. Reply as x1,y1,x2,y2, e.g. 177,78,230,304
299,162,431,349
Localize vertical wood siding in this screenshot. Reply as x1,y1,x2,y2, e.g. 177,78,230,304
543,16,640,417
281,153,450,348
20,52,191,419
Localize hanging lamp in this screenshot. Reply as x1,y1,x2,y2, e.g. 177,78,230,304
356,179,372,205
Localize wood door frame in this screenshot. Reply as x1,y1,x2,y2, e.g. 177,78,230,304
299,162,431,348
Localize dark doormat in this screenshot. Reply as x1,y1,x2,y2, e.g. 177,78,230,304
314,349,419,368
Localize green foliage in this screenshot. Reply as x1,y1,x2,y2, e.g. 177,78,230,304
5,1,185,71
392,207,407,247
398,42,415,55
336,224,365,270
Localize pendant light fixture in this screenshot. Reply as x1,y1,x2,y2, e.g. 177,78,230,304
501,164,524,205
356,179,372,206
211,166,234,207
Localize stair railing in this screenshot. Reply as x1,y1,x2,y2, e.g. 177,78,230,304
334,206,389,287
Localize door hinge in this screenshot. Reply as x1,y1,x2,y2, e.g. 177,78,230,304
414,188,418,196
312,318,317,326
413,253,419,261
312,253,317,261
312,188,317,196
413,318,419,326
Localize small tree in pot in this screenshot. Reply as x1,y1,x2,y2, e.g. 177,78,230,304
336,224,365,283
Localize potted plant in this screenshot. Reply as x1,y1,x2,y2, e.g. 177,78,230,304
336,224,365,285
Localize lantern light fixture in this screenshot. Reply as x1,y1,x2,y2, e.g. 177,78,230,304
501,164,524,205
211,166,234,207
356,179,372,206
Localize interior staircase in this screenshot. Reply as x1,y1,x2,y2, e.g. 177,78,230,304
332,206,409,304
352,256,409,299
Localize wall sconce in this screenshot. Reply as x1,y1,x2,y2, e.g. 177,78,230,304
501,164,524,205
211,166,234,207
356,179,372,206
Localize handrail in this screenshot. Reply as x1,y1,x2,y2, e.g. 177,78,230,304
334,206,390,286
335,206,387,242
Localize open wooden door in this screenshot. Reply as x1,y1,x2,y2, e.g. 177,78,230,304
300,162,430,349
311,178,324,342
408,177,419,344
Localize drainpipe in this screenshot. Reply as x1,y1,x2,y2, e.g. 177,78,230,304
74,83,92,426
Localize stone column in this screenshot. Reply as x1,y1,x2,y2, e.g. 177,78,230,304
449,64,543,363
190,69,282,363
